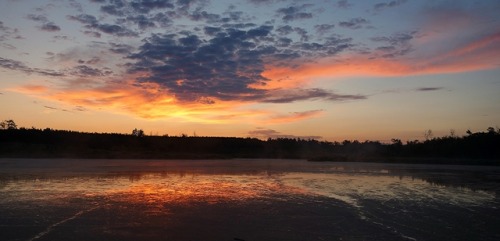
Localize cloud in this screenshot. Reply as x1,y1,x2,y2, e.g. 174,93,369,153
262,30,500,82
338,18,369,29
336,0,352,9
109,43,135,54
0,57,64,77
262,88,366,103
67,14,137,37
374,0,407,11
0,21,23,41
415,87,444,92
13,78,257,121
414,31,500,74
43,105,58,110
126,27,272,103
371,31,416,58
371,31,415,46
40,22,61,32
248,128,322,139
0,57,113,79
276,4,313,22
131,0,175,13
247,0,283,4
315,24,335,34
26,14,61,32
69,65,113,77
269,109,325,123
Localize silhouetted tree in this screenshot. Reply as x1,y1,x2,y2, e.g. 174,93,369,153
0,119,17,130
424,129,433,141
132,128,144,137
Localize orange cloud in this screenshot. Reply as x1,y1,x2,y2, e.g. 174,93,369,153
14,78,318,124
260,32,500,88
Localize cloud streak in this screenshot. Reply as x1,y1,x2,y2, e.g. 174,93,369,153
248,128,322,140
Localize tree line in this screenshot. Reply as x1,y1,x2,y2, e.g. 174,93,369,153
1,120,499,165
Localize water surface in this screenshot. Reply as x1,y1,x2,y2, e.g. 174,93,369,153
1,159,499,241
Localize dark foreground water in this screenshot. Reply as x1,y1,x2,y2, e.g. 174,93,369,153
0,159,499,241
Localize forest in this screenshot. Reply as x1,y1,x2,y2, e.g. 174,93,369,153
1,120,499,165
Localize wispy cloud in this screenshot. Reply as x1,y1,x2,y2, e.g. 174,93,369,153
338,18,369,29
249,128,322,139
26,14,61,32
0,57,64,77
373,0,407,11
276,4,313,22
415,87,444,92
266,109,325,124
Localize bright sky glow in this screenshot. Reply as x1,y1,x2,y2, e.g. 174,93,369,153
1,0,499,141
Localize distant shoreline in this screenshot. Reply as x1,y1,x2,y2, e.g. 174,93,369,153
1,127,499,166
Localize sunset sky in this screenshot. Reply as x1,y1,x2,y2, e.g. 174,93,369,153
1,0,499,142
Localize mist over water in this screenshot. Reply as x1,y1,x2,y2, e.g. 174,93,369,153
1,159,499,241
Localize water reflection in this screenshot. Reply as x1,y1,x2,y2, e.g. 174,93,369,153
1,159,500,241
280,173,496,207
1,165,496,208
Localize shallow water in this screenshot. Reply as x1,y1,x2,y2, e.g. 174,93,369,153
1,159,499,241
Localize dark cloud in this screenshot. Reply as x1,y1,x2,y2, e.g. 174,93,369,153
371,31,414,45
338,18,369,29
26,14,61,32
109,43,134,54
127,28,273,102
0,57,26,71
249,128,322,140
69,65,112,77
416,87,444,92
0,57,64,77
69,0,84,12
98,23,137,36
151,12,173,27
336,0,352,9
40,22,61,32
101,4,125,16
26,14,48,22
371,31,416,58
0,21,7,32
78,57,101,65
263,88,366,103
84,31,102,38
67,14,137,37
1,43,16,50
293,27,309,41
189,10,222,23
130,0,175,13
0,57,113,78
53,35,73,41
315,24,335,34
43,105,58,110
74,106,88,112
43,105,76,113
0,21,23,41
247,0,279,4
276,25,294,35
277,4,313,22
123,15,157,29
374,0,407,11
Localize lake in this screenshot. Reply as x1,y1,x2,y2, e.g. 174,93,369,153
1,159,499,241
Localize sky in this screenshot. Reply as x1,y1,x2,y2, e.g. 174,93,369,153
1,0,499,142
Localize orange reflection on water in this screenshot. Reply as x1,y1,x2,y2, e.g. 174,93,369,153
101,173,300,206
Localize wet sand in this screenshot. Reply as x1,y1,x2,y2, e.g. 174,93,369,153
1,159,499,241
